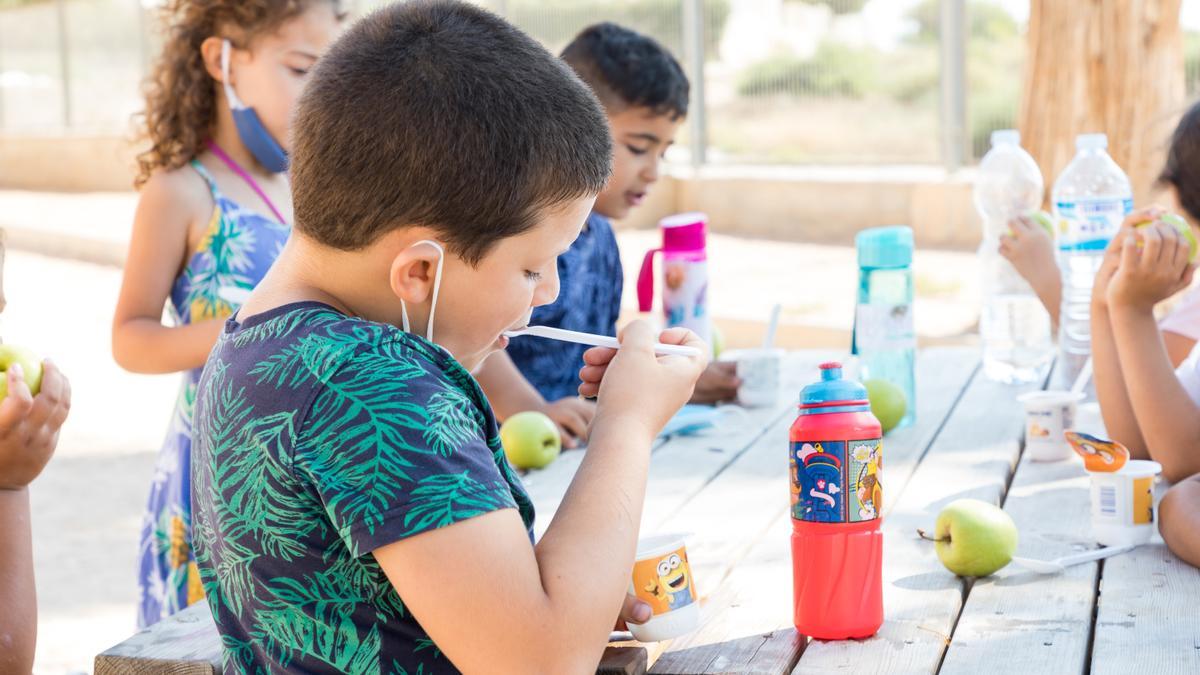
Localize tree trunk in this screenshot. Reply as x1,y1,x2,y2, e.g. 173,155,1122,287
1019,0,1186,206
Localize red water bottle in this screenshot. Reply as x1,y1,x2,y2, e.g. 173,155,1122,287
790,362,884,639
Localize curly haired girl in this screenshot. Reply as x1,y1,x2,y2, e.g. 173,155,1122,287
111,0,343,626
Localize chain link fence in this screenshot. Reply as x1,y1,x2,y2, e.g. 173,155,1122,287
0,0,1051,167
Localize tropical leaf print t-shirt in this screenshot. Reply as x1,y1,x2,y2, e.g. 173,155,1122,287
191,302,534,674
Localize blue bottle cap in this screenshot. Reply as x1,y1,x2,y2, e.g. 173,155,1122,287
856,225,913,269
800,362,868,409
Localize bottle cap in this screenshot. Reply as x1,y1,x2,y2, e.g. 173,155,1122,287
990,129,1020,147
856,225,913,269
800,362,868,409
1076,133,1108,151
660,212,707,253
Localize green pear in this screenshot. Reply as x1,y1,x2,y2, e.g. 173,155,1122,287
919,498,1018,577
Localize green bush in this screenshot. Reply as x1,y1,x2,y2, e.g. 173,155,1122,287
736,42,878,99
908,0,1018,44
799,0,869,15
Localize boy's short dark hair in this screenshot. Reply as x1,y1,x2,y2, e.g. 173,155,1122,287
290,0,612,263
560,22,689,120
1159,100,1200,224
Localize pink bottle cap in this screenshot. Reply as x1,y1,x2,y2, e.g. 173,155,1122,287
660,212,707,252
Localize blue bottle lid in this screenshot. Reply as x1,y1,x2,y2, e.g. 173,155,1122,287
799,362,869,415
856,225,913,269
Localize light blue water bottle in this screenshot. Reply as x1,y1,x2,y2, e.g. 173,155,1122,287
852,226,916,429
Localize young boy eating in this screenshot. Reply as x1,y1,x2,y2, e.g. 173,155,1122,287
190,2,707,671
475,22,738,448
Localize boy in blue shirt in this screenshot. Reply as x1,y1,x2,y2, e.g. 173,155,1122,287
189,2,707,672
476,23,739,448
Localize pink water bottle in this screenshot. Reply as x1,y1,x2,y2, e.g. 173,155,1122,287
636,213,711,344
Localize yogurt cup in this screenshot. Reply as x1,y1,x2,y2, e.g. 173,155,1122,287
723,348,783,408
1018,390,1084,462
627,534,701,642
1088,459,1162,547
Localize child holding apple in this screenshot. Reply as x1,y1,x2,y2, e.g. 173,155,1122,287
110,0,345,626
474,22,738,449
1003,103,1200,365
188,2,706,671
1088,213,1200,567
0,239,74,673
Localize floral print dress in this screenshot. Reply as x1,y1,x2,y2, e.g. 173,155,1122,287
136,159,290,627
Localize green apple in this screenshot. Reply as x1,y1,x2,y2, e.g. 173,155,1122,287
1028,210,1058,238
0,345,43,402
711,325,725,360
500,411,562,470
918,499,1018,578
1135,212,1197,262
864,378,907,435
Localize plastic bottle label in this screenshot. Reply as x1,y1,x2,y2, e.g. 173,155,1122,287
790,439,883,523
663,259,710,341
852,303,914,353
1055,197,1134,251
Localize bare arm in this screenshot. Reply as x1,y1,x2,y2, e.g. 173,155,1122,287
0,487,36,674
475,350,595,449
0,363,71,674
375,324,706,673
1108,222,1200,483
1162,330,1196,368
1000,215,1062,327
1159,474,1200,569
1090,225,1149,457
112,169,226,374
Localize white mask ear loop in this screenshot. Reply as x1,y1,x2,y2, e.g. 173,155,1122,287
220,39,246,110
399,240,445,343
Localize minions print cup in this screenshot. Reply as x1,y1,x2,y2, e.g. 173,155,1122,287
627,534,700,642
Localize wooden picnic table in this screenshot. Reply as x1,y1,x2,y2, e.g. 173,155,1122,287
96,347,1200,674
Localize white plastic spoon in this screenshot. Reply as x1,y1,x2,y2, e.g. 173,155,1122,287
503,325,702,358
1011,544,1136,575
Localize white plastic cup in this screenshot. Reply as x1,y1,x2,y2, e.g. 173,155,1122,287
627,534,701,642
1087,459,1161,547
1017,390,1084,462
723,348,783,408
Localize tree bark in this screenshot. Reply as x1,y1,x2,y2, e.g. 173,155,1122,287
1019,0,1186,205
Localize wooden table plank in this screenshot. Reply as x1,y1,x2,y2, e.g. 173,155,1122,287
795,363,1042,674
94,601,220,675
650,348,980,674
938,451,1097,674
1091,540,1200,675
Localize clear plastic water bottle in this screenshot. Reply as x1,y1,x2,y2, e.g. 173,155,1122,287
851,226,916,429
1053,133,1133,384
974,130,1055,384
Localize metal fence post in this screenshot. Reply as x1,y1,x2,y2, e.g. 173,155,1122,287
55,0,72,129
682,0,707,167
938,0,967,171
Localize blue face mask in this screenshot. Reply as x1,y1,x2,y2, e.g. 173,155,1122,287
221,40,289,174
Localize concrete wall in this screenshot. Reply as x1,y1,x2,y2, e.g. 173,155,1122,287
617,164,983,250
1,134,139,192
1,134,984,249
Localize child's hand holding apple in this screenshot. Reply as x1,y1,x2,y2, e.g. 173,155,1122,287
0,349,70,491
1107,219,1196,313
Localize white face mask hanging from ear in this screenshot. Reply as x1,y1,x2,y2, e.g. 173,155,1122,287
400,240,445,343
